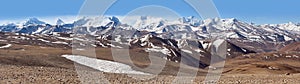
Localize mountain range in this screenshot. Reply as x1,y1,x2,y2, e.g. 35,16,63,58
0,16,299,68
1,16,299,40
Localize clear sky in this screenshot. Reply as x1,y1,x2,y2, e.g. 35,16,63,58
0,0,299,24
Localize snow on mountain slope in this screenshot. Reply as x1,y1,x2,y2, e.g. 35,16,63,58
24,18,47,26
0,44,12,49
0,23,23,32
276,22,300,33
73,16,120,27
198,18,299,42
0,16,299,41
56,19,65,25
132,16,166,32
1,16,299,69
179,16,201,27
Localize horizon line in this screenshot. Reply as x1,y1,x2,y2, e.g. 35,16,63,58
0,15,299,25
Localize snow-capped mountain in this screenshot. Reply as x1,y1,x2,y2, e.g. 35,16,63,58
1,16,299,41
276,22,300,32
132,16,166,32
179,16,201,27
56,19,65,25
24,18,47,26
73,16,120,27
0,23,22,32
197,18,299,42
1,16,300,68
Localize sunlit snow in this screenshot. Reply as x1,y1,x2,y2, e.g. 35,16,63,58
62,55,151,75
0,44,12,49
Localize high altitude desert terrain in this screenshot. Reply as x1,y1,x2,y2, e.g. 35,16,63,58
0,33,300,84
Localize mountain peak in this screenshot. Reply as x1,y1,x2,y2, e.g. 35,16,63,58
56,19,65,25
109,16,120,27
24,18,46,26
180,16,201,26
228,18,238,22
140,16,148,20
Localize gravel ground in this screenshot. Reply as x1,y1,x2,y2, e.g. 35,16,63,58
1,64,300,84
0,44,299,84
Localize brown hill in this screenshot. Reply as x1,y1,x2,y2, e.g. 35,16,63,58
280,42,300,52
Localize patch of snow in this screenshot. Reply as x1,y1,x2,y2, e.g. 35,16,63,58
292,55,299,58
91,44,97,47
12,36,30,40
284,35,293,41
52,41,68,45
175,60,179,63
74,38,86,42
98,42,108,48
241,48,247,52
107,44,123,48
208,66,217,70
227,49,231,52
145,47,171,56
167,41,176,48
286,56,292,58
114,35,122,42
195,49,205,53
140,42,148,46
203,43,209,49
33,27,44,34
141,34,151,42
248,35,261,41
132,39,139,44
149,43,160,48
38,39,50,43
0,44,12,49
75,48,85,51
181,49,193,54
268,66,279,70
20,49,25,51
0,40,7,42
162,56,168,60
226,32,239,38
169,49,178,57
62,55,151,75
57,37,73,40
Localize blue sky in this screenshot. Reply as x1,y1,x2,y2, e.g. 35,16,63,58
0,0,299,24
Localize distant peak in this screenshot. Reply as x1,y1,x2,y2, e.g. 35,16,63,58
56,19,65,25
187,16,195,19
202,17,239,23
24,18,46,25
109,16,120,22
230,18,238,22
28,18,39,21
109,16,121,27
288,22,294,24
140,16,148,20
